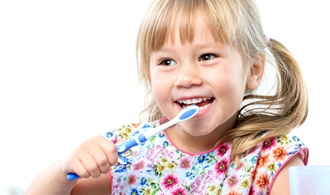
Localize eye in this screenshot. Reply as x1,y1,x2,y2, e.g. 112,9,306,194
159,59,177,66
199,53,216,61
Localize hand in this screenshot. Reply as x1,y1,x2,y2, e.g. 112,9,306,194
61,135,118,179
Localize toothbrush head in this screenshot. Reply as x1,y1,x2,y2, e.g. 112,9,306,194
178,105,199,121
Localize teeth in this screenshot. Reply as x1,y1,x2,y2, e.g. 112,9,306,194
181,103,211,110
177,98,210,104
178,98,212,111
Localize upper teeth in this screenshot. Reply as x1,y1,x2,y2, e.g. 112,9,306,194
177,97,210,104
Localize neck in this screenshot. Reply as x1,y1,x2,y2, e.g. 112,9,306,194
165,126,225,153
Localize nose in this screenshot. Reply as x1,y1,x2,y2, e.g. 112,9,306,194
174,62,203,88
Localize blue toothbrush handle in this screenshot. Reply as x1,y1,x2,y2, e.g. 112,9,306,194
116,138,138,155
66,133,147,180
116,134,147,155
67,173,80,180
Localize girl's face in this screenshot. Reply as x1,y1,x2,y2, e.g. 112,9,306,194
149,15,261,137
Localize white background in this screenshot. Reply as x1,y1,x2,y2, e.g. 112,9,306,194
0,0,329,191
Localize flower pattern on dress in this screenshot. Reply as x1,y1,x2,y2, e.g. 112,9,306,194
105,120,308,195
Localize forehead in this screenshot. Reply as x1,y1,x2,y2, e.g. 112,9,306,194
164,10,218,46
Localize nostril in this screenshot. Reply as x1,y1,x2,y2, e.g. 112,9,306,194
174,69,203,88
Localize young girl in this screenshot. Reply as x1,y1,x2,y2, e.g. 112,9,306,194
25,0,309,194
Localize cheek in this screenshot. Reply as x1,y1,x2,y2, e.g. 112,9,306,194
211,68,248,107
151,81,161,100
150,74,169,103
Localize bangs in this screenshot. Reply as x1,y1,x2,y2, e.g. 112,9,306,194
139,0,232,54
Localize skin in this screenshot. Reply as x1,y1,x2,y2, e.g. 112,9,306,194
25,11,303,195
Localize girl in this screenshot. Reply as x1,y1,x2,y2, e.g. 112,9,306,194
25,0,309,194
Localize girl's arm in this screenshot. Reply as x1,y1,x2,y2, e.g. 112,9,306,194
25,135,116,195
25,162,111,195
270,154,304,195
24,161,77,195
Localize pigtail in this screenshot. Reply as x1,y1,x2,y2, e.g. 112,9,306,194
227,39,309,162
268,38,308,128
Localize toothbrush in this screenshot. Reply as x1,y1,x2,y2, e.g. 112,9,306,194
66,105,199,180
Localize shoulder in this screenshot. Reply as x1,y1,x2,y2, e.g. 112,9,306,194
260,133,308,165
269,154,304,195
251,133,308,193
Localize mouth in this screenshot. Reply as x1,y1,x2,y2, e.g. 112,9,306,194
176,97,214,110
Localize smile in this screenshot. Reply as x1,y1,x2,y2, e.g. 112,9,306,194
177,97,214,110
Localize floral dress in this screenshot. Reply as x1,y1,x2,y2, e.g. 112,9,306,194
105,120,308,195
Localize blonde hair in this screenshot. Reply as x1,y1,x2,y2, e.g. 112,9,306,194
136,0,308,161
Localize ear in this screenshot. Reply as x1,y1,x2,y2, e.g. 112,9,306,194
246,55,265,90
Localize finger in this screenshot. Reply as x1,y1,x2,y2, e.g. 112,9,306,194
80,154,101,178
98,136,119,166
63,157,89,179
89,143,112,174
